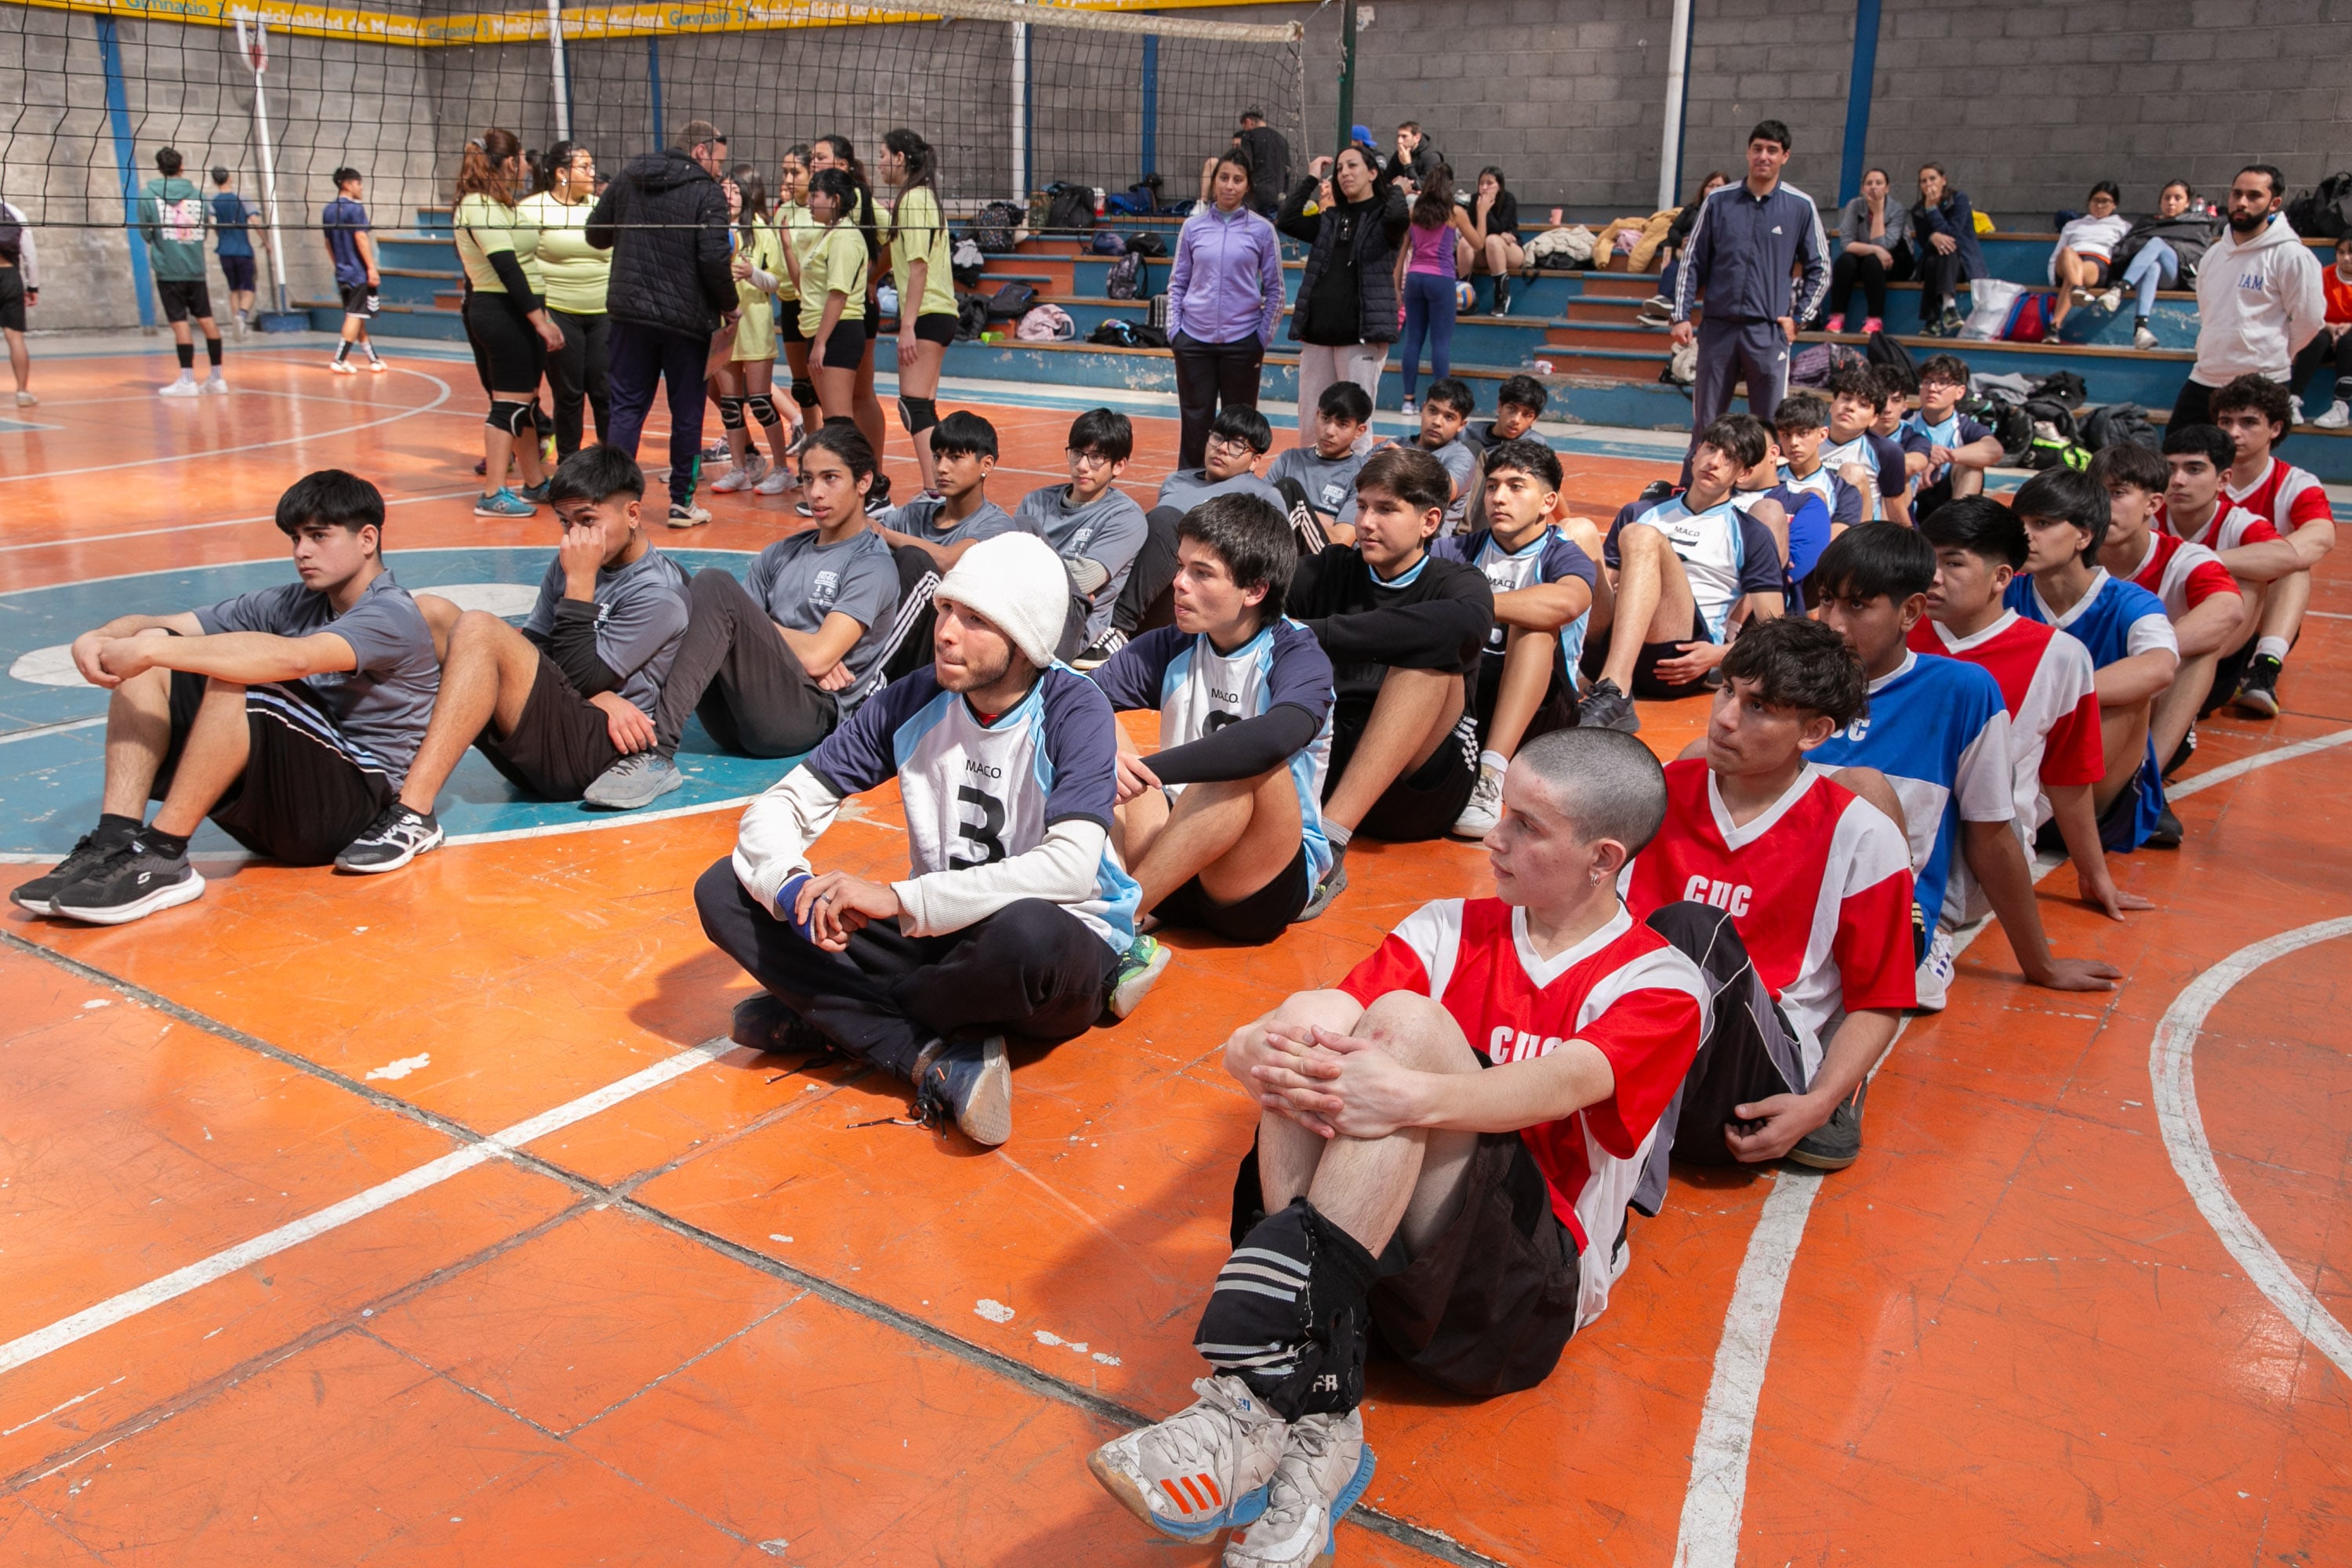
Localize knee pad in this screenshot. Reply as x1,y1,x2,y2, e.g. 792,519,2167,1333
790,376,819,410
1193,1197,1379,1421
746,392,781,427
486,399,532,436
717,394,747,431
896,395,938,436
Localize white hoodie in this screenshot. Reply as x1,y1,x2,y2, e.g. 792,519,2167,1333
2190,212,2327,387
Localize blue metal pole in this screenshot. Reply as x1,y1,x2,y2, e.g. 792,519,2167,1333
96,16,157,329
1837,0,1882,207
1139,34,1159,183
647,37,662,151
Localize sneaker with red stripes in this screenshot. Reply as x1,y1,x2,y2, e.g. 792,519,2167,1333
1087,1374,1287,1541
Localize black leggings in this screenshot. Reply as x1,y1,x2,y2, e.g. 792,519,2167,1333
546,308,610,459
1828,246,1915,320
463,291,543,392
1916,248,1971,324
2290,327,2352,405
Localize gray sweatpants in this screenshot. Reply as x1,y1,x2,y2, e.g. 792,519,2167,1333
1686,314,1790,454
656,568,838,760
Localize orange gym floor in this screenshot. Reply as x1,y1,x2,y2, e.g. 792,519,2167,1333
2,339,2348,1566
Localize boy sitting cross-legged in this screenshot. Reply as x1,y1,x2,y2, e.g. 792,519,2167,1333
1899,352,2003,515
2204,372,2336,717
1431,437,1597,837
1909,496,2148,922
1403,376,1481,530
1090,495,1334,947
1806,522,2122,1009
1088,728,1711,1564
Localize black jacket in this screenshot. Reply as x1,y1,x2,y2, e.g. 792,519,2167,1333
1276,178,1410,347
1290,545,1492,714
2111,212,2223,282
585,149,735,338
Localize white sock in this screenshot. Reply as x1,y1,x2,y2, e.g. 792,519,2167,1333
2256,636,2290,662
1479,748,1509,776
1325,820,1352,851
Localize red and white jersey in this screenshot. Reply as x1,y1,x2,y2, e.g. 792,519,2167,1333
1908,610,2102,829
2158,499,2285,554
2118,530,2240,621
2224,456,2331,536
1340,899,1705,1327
1622,760,1915,1072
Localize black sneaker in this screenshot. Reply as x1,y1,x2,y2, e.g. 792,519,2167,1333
11,821,140,916
2146,807,2184,849
334,803,444,874
1073,628,1128,671
913,1036,1013,1146
1636,478,1676,503
1491,274,1511,315
2232,654,2282,718
1788,1080,1867,1171
1577,677,1640,733
50,837,205,926
730,993,832,1055
864,472,893,514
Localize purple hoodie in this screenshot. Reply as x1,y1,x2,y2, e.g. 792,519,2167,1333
1167,201,1285,347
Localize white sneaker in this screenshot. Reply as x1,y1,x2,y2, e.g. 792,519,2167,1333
1088,1375,1289,1541
1222,1410,1376,1567
709,455,766,493
754,465,799,495
2097,287,2122,313
1452,761,1504,839
2316,400,2352,430
365,354,388,373
1913,926,1955,1014
158,377,200,397
666,501,712,528
330,358,358,375
201,374,227,394
2132,325,2159,351
2290,396,2307,425
13,390,34,407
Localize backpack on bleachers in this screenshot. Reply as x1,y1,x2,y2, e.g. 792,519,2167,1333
1124,231,1167,259
1791,341,1865,388
1864,330,1918,396
2081,402,2161,454
1087,318,1168,349
1044,182,1096,234
2286,172,2352,239
971,201,1023,253
951,234,985,287
1962,392,2034,466
2027,370,2088,408
1105,250,1146,299
2022,398,2090,471
1091,229,1128,256
985,281,1038,319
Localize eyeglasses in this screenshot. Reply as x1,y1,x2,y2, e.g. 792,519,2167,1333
1207,434,1259,456
1069,449,1116,470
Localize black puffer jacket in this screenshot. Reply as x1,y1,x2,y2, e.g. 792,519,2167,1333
585,149,735,338
2111,211,2223,284
1276,177,1410,347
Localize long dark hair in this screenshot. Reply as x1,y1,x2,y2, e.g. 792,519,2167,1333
536,139,585,196
729,161,769,246
812,133,877,255
456,127,523,208
1210,147,1255,201
808,167,858,227
882,126,936,207
1410,165,1456,230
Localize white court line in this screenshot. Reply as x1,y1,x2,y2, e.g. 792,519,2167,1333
0,1036,735,1380
2150,918,2352,1384
0,370,455,484
2168,726,2352,800
0,490,484,556
0,717,104,747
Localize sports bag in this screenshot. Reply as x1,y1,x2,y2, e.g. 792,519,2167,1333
1015,303,1076,342
955,295,993,341
2080,401,2161,453
971,201,1022,253
1124,230,1167,259
985,281,1037,319
1044,182,1096,234
1105,251,1145,300
1864,329,1918,396
2286,172,2352,240
950,234,985,287
1091,229,1127,256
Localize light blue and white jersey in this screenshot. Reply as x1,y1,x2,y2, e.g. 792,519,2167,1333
1806,651,2015,930
1431,525,1599,679
1614,494,1784,642
1819,428,1907,520
808,663,1140,951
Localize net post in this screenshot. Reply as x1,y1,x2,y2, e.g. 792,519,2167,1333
1011,2,1029,204
1139,33,1158,184
546,0,571,141
1334,0,1356,159
246,31,291,315
95,15,156,331
1657,0,1693,211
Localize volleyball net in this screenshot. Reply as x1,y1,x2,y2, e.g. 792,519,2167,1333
0,0,1308,240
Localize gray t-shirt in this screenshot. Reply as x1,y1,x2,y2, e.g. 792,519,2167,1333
744,527,901,684
194,570,441,788
522,546,691,719
881,495,1017,553
1268,446,1367,524
1155,469,1287,516
1418,436,1479,528
1014,482,1149,647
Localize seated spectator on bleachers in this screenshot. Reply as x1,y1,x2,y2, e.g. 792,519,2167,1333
1821,365,1911,524
1910,162,1986,339
1826,167,1913,335
2147,423,2301,746
1900,354,2003,513
2112,180,2218,352
1457,167,1523,314
2288,239,2352,427
1576,416,1786,731
2174,165,2326,430
1269,381,1373,546
2203,372,2336,717
2047,181,2129,332
1462,374,1548,455
1639,170,1730,325
1382,121,1441,193
1014,408,1150,662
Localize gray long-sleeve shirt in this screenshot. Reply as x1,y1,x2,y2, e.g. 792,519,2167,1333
1671,179,1830,326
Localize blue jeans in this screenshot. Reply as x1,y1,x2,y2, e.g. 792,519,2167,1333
1399,270,1457,398
2122,240,2178,319
605,319,710,509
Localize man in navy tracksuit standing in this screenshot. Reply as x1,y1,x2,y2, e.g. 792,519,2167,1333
1671,120,1828,477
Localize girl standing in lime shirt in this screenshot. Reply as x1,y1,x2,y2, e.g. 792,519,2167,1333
517,140,610,460
453,128,564,517
710,164,797,496
783,166,868,432
772,145,823,451
880,127,956,496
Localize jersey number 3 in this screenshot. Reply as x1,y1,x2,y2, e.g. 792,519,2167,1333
950,786,1008,867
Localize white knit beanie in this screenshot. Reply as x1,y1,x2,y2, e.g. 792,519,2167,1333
933,531,1070,670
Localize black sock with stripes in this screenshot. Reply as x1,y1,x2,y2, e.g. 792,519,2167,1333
1192,1197,1379,1421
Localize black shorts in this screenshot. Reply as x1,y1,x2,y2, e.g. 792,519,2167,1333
2202,633,2259,719
0,267,22,332
816,325,866,370
1580,607,1716,703
220,254,256,293
912,310,958,346
1155,839,1312,946
156,278,213,324
1329,703,1481,843
339,281,378,319
155,670,397,866
1231,1131,1581,1400
2078,256,2112,286
863,302,882,340
474,650,623,800
463,291,544,391
779,310,808,346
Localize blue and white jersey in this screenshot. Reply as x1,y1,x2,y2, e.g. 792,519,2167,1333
1613,494,1783,641
2005,568,2178,851
1900,409,1994,489
1432,525,1598,677
1774,461,1863,532
1807,651,2015,931
1094,619,1338,886
1819,428,1908,519
807,664,1141,951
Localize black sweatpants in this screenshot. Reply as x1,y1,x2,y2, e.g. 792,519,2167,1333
2170,376,2218,433
1110,506,1183,638
656,568,839,759
2290,328,2352,405
693,860,1120,1079
1170,334,1266,470
874,544,946,689
546,308,611,459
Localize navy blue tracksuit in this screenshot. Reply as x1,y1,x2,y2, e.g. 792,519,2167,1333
1672,180,1830,459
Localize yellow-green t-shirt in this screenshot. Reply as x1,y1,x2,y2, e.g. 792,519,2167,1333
735,218,783,316
886,184,956,319
515,191,607,314
798,220,869,336
454,192,537,296
775,200,820,303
